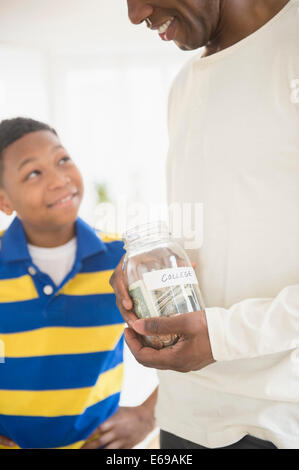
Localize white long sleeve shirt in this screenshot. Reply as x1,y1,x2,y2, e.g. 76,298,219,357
157,0,299,448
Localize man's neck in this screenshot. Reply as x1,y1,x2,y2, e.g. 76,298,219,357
203,0,290,57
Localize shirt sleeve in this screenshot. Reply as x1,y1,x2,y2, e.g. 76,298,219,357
205,284,299,361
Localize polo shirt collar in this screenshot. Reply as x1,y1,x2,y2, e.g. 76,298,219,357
75,217,107,260
1,217,30,263
1,216,107,264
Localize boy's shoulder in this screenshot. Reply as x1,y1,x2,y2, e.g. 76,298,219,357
96,231,123,244
0,229,5,251
91,231,125,268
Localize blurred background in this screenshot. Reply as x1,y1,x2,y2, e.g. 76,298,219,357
0,0,197,447
0,0,195,230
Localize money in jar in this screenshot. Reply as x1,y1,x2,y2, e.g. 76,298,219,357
123,221,204,349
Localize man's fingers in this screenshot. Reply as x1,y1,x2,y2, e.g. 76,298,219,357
131,311,200,337
109,256,133,310
124,327,185,370
124,327,145,354
109,256,137,325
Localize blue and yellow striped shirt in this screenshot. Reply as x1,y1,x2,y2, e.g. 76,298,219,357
0,217,125,449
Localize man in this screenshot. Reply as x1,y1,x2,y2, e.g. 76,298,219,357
111,0,299,449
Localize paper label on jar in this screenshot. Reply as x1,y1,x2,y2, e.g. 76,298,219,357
143,267,198,291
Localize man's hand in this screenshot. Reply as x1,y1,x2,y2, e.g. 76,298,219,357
109,255,137,327
0,434,16,447
110,259,215,372
81,399,156,449
124,310,215,373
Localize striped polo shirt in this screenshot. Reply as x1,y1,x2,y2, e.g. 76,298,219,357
0,216,125,449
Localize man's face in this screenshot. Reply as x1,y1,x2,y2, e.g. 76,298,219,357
0,130,84,234
126,0,221,50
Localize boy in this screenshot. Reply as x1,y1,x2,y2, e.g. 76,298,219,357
0,117,157,449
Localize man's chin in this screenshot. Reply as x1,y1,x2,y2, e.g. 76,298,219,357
174,39,202,51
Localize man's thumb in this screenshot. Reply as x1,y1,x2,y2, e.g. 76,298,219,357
132,314,183,336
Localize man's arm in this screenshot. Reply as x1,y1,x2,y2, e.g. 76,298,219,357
205,285,299,361
126,285,299,371
110,259,299,372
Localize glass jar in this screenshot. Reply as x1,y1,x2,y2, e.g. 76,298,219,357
123,221,204,349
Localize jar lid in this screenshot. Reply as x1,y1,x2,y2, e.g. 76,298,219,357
123,220,169,242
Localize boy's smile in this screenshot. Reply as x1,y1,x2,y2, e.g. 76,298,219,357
0,130,84,247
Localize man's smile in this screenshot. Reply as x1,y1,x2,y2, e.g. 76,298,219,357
146,16,177,41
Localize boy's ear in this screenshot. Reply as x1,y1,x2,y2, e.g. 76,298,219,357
0,189,14,216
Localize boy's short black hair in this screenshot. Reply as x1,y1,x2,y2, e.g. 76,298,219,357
0,117,57,186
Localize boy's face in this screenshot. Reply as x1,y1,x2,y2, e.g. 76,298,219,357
0,130,84,233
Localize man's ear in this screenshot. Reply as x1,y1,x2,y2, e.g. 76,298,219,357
0,189,14,216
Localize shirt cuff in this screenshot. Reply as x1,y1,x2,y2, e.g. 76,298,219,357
205,307,232,362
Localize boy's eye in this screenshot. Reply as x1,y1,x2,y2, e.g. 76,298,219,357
58,156,71,165
26,170,40,180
